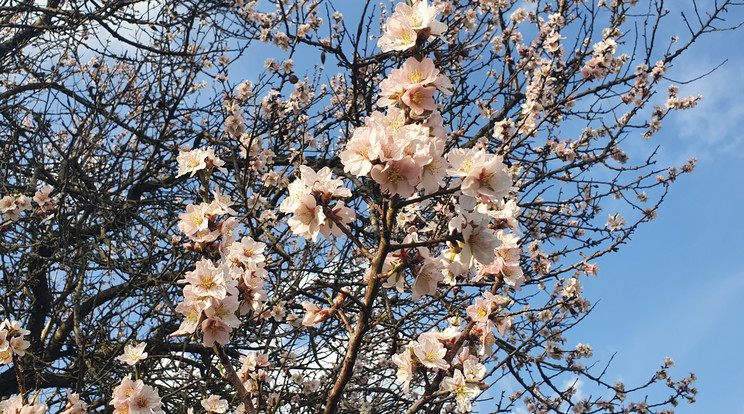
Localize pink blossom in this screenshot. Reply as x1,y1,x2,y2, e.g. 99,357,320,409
301,301,331,327
460,155,512,203
319,201,356,239
495,316,513,337
61,390,87,414
339,126,378,176
176,148,208,177
228,237,266,268
411,332,448,371
393,1,447,35
460,219,500,267
171,299,203,337
472,320,495,356
205,295,241,328
111,375,141,408
201,395,228,413
176,147,226,178
439,369,482,412
463,359,486,382
0,196,16,213
182,259,226,300
117,342,148,366
370,158,422,198
377,16,417,52
401,84,437,115
286,194,326,241
466,297,492,322
411,256,444,300
402,57,439,84
178,203,210,236
202,317,232,347
420,155,447,194
0,395,47,414
391,348,414,394
127,382,163,414
33,185,56,211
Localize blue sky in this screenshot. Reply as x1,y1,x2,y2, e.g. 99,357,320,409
562,8,744,413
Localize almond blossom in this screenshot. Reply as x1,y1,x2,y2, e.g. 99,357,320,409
61,390,87,414
286,194,326,241
411,256,445,300
447,148,513,203
370,158,422,198
280,166,354,241
377,1,446,52
117,342,148,366
392,347,414,394
202,317,232,347
110,375,163,414
0,395,47,414
439,369,483,412
301,300,332,327
0,320,30,365
201,395,229,413
411,331,448,371
180,258,227,300
176,147,226,178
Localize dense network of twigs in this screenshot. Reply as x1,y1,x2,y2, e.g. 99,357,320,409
0,0,739,413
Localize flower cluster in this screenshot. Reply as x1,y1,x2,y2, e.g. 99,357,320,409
174,178,271,345
279,166,355,241
381,232,444,301
110,375,164,414
172,259,238,347
0,322,49,413
1,186,57,224
176,147,227,178
236,351,272,395
0,395,47,414
478,230,524,290
391,294,511,410
369,3,525,410
377,0,447,52
378,57,453,115
392,327,489,411
0,320,30,365
581,38,628,80
0,194,32,223
223,99,247,138
177,188,237,245
340,59,454,198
